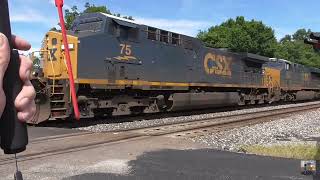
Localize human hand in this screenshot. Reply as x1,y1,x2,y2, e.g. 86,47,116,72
0,33,36,122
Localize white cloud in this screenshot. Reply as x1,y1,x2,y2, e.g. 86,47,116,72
11,9,57,27
11,10,46,23
135,17,211,37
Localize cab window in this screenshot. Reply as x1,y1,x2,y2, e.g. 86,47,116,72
160,30,169,43
147,27,157,41
172,33,180,45
51,38,57,46
285,63,291,71
109,22,139,42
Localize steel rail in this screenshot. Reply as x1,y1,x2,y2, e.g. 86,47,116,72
0,102,319,165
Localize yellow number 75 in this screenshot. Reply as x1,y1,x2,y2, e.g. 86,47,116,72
120,44,132,56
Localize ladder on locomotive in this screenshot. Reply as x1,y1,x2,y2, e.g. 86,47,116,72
265,75,281,101
48,80,69,120
47,48,70,120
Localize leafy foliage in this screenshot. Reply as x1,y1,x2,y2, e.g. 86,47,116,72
32,56,41,69
198,16,278,57
275,29,320,68
198,17,320,68
64,6,80,30
83,2,111,14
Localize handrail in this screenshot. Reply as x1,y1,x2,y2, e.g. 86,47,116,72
49,55,56,95
30,50,57,95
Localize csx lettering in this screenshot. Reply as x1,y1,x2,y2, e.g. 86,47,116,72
204,53,232,76
120,44,132,56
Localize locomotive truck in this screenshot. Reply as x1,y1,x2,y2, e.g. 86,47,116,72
30,13,320,124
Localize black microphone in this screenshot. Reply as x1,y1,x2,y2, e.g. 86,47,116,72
0,0,28,155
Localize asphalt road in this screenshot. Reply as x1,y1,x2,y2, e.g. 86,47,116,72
27,126,84,140
22,126,315,180
65,149,312,180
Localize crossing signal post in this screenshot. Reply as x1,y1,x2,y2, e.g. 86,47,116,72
305,32,320,51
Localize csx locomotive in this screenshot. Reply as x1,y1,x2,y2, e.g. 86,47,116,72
30,13,320,124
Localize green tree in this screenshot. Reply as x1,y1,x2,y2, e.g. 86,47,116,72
83,2,111,14
275,29,320,68
32,56,41,69
49,27,60,32
292,28,312,41
65,6,79,30
280,35,292,43
197,16,278,57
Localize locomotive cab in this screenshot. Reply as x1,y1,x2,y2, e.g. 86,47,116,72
42,31,78,80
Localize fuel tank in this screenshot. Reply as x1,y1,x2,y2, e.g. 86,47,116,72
295,91,316,101
168,92,240,111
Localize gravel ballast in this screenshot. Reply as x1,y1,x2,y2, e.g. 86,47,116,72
75,101,320,158
191,108,320,152
76,101,320,136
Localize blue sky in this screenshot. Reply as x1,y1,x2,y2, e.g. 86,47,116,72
9,0,320,53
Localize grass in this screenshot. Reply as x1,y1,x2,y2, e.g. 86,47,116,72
242,144,320,160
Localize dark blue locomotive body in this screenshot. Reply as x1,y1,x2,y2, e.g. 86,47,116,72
32,13,320,123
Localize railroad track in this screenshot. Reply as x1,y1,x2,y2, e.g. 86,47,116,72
1,101,320,166
38,101,306,129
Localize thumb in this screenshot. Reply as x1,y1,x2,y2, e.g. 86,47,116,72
0,33,10,118
0,33,10,87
